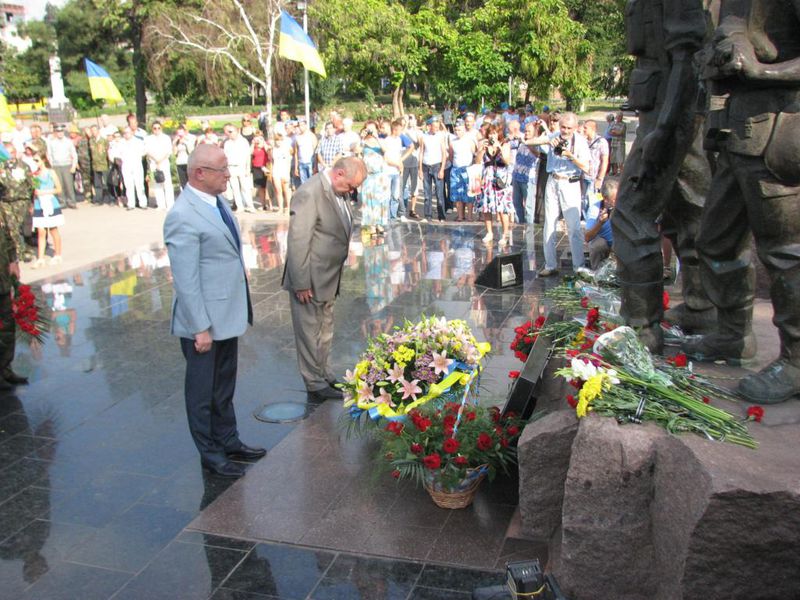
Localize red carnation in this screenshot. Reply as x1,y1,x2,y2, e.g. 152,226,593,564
391,469,401,479
580,296,589,308
415,417,431,432
507,425,520,437
443,414,457,427
668,353,688,368
566,394,578,408
465,411,476,421
385,421,404,436
423,453,442,469
586,307,600,328
505,411,517,418
534,316,546,328
443,438,460,454
508,370,521,379
663,291,670,311
489,407,500,423
702,396,711,404
443,425,454,437
410,442,423,454
499,437,509,448
477,433,493,451
454,456,468,466
746,406,764,423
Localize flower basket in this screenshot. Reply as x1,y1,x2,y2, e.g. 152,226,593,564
424,464,487,509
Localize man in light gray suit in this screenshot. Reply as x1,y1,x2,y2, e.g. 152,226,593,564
164,144,264,478
283,157,367,402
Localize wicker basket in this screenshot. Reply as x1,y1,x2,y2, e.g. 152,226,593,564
424,466,487,509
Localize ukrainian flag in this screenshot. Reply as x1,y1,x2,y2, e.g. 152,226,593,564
0,84,15,134
85,58,124,104
278,10,327,78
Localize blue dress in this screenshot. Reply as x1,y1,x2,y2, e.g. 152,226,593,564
359,143,390,229
32,169,65,228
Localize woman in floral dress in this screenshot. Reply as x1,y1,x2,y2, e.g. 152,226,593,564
476,124,514,246
359,121,390,236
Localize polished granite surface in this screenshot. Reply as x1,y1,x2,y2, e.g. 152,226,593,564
0,218,556,599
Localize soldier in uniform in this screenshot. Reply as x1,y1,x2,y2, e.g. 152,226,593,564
76,127,93,203
88,125,110,204
610,0,716,353
684,1,800,405
0,143,34,263
0,142,30,389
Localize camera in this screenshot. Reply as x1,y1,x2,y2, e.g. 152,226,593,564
553,138,569,156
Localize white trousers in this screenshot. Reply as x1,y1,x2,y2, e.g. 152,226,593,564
122,163,147,209
543,175,585,270
151,168,175,210
225,171,254,210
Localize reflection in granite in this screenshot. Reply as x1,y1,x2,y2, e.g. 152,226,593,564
0,220,554,597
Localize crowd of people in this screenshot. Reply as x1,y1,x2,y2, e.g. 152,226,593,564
0,102,628,274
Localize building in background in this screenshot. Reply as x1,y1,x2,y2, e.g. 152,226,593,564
0,3,30,52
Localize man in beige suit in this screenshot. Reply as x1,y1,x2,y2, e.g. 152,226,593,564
283,157,367,402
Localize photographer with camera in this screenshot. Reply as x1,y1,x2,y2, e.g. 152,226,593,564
538,112,591,277
585,178,618,269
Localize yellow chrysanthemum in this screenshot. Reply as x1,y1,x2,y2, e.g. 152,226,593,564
392,345,415,364
576,373,609,418
355,360,370,376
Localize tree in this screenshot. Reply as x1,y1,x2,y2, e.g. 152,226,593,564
564,0,630,98
146,0,284,125
313,0,429,116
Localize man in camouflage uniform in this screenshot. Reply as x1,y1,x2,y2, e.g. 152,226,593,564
0,142,30,389
0,144,34,262
89,125,110,204
76,127,93,203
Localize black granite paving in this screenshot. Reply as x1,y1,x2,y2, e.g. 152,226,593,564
0,218,556,599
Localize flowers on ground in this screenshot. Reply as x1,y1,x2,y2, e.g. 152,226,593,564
376,402,525,491
555,327,757,449
342,316,490,421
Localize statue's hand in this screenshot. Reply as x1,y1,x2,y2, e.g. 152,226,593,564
713,33,760,79
637,126,670,182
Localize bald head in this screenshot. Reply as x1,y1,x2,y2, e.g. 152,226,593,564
187,144,230,195
330,157,367,195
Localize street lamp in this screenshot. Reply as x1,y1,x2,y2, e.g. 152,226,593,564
297,1,310,124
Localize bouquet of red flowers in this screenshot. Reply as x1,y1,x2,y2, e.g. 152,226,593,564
8,279,48,344
377,402,525,493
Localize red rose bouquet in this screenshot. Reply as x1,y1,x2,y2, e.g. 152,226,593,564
376,401,524,493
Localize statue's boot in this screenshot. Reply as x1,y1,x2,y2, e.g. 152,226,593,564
637,323,664,355
663,303,717,333
665,263,717,332
738,358,800,404
682,306,757,365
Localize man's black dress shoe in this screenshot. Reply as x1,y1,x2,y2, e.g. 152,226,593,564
202,460,245,478
3,369,28,385
226,444,267,461
308,386,344,402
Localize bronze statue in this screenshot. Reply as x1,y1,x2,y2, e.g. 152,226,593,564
611,0,715,353
684,0,800,405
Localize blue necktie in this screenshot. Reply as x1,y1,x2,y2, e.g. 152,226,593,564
216,197,239,247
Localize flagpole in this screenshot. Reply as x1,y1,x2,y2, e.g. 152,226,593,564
298,1,310,124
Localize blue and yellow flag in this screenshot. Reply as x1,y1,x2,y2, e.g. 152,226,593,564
0,84,15,134
278,10,326,78
85,58,124,104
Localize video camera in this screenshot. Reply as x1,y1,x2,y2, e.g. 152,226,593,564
472,559,569,600
552,138,569,156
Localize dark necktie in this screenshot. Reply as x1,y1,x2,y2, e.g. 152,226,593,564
216,197,239,247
